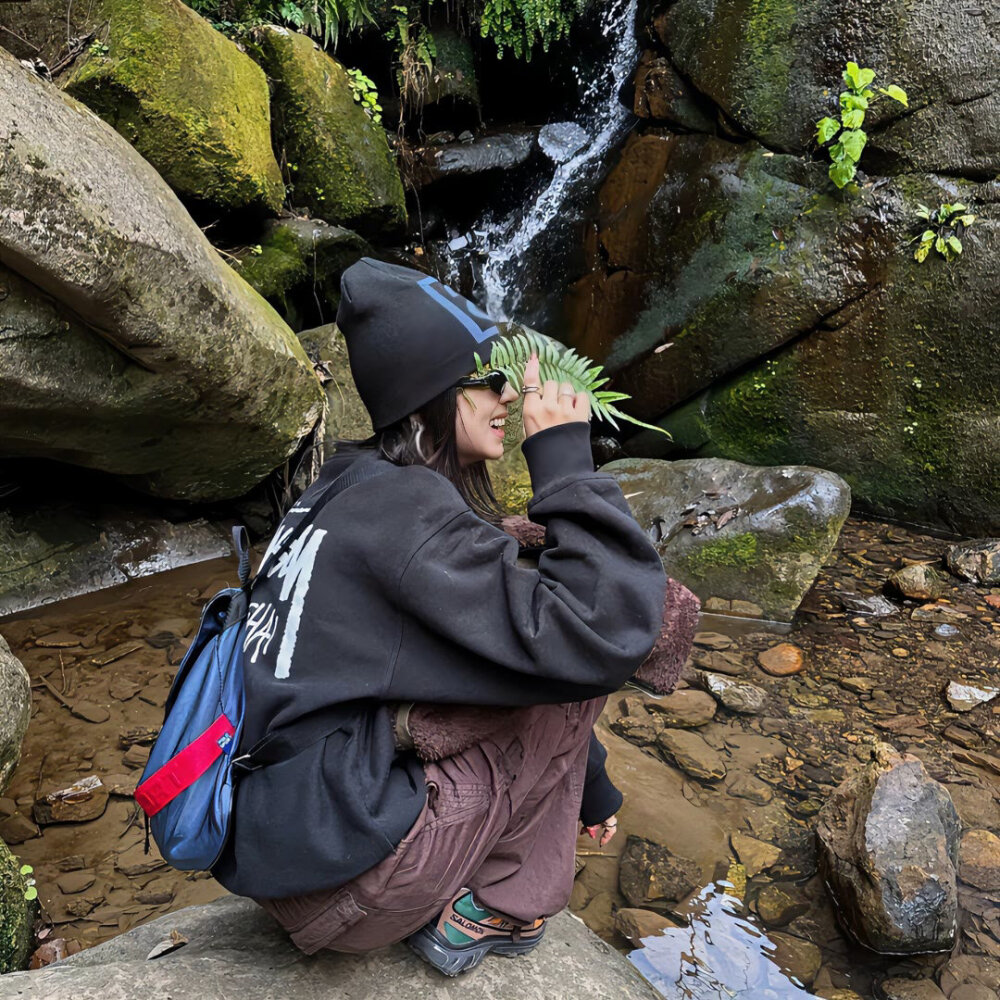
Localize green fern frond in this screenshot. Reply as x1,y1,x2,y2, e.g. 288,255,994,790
475,330,669,437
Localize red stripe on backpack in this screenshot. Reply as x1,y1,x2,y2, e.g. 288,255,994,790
135,714,236,817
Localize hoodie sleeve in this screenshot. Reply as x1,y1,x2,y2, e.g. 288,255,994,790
390,421,667,700
580,731,623,826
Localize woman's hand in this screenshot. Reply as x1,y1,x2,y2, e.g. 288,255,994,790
521,353,591,439
581,814,618,848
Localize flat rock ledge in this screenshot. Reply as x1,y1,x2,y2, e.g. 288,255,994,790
0,895,659,1000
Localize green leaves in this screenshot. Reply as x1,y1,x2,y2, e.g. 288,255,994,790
912,202,976,263
817,61,907,193
879,84,908,107
347,68,382,125
816,117,840,144
477,330,670,436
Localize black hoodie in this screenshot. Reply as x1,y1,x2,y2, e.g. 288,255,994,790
213,421,667,898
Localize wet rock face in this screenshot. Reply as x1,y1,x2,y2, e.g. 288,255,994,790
0,638,30,795
815,743,960,954
946,540,1000,586
407,131,536,188
0,50,324,502
0,837,34,973
661,1,1000,177
618,835,698,911
605,457,849,620
63,0,284,215
254,26,406,238
570,127,1000,535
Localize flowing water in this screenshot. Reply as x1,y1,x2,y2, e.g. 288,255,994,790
444,0,639,326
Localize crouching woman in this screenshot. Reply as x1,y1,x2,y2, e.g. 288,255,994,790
212,259,668,976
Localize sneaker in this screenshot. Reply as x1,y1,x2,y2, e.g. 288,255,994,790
406,890,546,977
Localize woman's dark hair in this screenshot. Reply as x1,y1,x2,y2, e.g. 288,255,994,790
339,386,504,523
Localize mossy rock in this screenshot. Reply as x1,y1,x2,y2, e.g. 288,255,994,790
254,26,406,238
63,0,284,215
571,129,1000,535
0,839,35,973
425,28,480,116
0,637,30,795
660,0,1000,175
604,457,850,620
233,219,370,327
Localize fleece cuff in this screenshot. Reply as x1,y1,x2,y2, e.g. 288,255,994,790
521,422,594,495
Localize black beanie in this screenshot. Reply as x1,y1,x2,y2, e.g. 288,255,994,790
336,257,501,430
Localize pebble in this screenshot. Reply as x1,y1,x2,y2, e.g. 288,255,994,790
942,725,983,750
657,729,727,781
108,676,143,701
891,647,910,658
56,870,96,895
888,563,945,601
959,829,1000,891
840,676,876,695
122,745,151,770
934,624,961,638
115,842,167,877
693,631,732,651
726,773,773,804
33,775,109,825
950,986,997,1000
703,672,767,715
840,594,898,617
645,689,717,728
613,907,677,945
758,643,806,676
0,812,40,843
730,832,781,877
754,884,809,927
912,604,969,624
90,641,144,667
692,650,748,676
946,680,999,713
878,978,947,1000
618,836,697,910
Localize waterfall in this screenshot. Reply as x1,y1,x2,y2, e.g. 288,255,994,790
469,0,639,325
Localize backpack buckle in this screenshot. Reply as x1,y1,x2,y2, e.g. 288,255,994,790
230,754,259,774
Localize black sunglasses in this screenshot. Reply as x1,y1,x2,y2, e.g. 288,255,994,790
454,371,508,395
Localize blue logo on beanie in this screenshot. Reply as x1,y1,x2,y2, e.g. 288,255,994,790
416,276,498,344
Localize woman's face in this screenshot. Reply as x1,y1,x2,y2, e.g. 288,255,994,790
455,378,520,466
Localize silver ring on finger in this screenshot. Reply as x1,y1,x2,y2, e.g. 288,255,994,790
521,385,540,394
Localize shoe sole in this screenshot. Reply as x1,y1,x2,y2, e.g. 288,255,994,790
407,924,545,977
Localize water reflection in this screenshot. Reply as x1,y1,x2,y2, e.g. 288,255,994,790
629,884,815,1000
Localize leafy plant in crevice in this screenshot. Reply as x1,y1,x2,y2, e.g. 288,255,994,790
388,4,437,118
475,330,669,435
816,61,908,189
347,67,382,125
185,0,374,48
912,202,976,262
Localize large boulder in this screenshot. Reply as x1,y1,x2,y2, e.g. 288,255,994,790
815,743,961,954
659,0,1000,176
0,637,30,795
2,894,660,998
254,26,406,238
63,0,284,215
603,457,850,620
234,218,370,328
568,131,1000,535
0,50,325,501
0,838,34,973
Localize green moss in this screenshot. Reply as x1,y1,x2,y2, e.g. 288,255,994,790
426,29,480,109
64,0,283,213
738,0,797,134
682,532,759,578
235,225,307,301
255,26,405,237
0,841,34,973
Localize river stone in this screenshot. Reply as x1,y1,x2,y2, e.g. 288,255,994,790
569,130,1000,537
757,643,805,676
233,219,370,327
613,907,677,945
409,131,536,188
423,27,480,119
888,564,945,601
730,832,781,878
0,837,34,973
0,637,30,795
878,979,947,1000
254,26,405,238
619,835,698,911
645,689,716,728
726,773,772,804
0,51,324,501
33,776,109,826
815,743,960,954
605,457,848,620
703,673,767,715
660,0,1000,176
63,0,283,215
945,680,1000,713
2,894,659,998
949,986,996,1000
657,728,727,781
947,539,1000,585
632,51,716,132
767,932,822,988
958,829,1000,891
692,650,747,676
754,884,809,928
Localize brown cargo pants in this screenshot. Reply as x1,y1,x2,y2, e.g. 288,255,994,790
256,697,605,954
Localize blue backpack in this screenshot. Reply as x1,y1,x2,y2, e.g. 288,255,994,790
135,459,388,871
